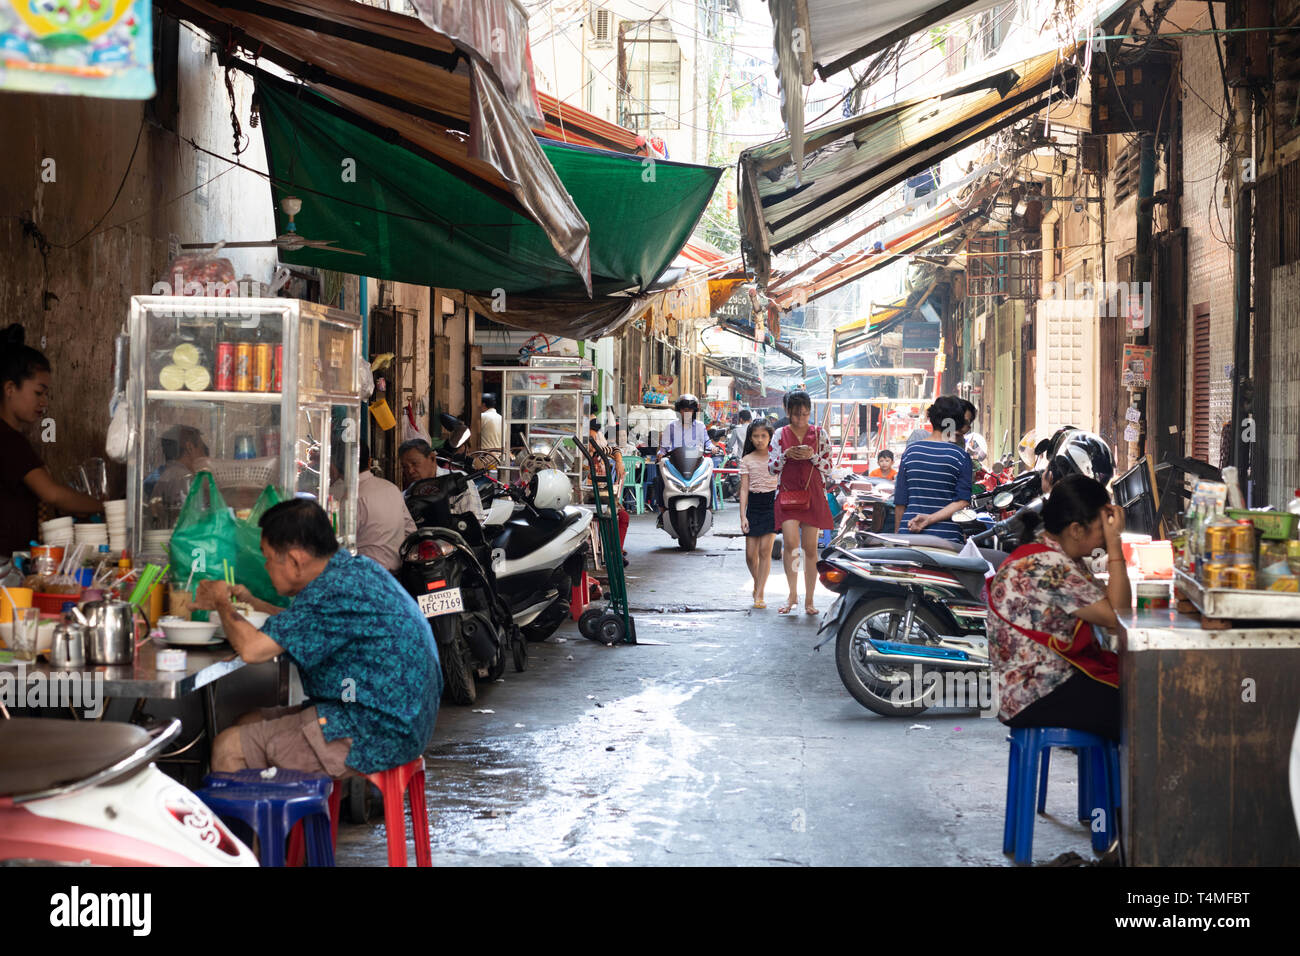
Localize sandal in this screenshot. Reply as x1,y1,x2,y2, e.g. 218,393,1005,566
804,603,818,615
778,602,796,614
753,600,767,609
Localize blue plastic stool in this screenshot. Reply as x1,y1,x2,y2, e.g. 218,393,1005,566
196,783,335,867
1002,727,1119,865
818,529,833,548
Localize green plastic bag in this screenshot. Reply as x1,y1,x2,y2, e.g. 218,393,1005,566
235,484,290,608
168,472,239,594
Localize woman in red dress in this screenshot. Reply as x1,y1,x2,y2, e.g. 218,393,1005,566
769,390,834,615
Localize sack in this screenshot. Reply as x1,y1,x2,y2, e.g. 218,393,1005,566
169,472,240,592
234,484,291,607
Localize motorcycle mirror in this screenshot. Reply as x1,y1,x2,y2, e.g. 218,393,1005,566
993,490,1014,510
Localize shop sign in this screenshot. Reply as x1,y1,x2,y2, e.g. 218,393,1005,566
0,0,155,98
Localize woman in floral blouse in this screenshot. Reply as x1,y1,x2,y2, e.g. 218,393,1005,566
769,389,835,615
986,474,1128,740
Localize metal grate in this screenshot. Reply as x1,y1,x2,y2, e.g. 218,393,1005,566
1192,305,1211,461
1280,159,1300,266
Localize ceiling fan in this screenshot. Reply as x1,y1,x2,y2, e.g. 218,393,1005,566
181,195,365,257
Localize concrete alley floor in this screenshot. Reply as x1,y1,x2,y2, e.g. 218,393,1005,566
336,506,1100,866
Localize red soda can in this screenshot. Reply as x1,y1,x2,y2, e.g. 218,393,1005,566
273,344,283,392
215,342,235,391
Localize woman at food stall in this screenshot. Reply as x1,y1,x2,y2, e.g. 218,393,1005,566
0,325,104,555
985,474,1127,740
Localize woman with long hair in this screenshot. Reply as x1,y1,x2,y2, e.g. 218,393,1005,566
0,324,104,555
768,389,834,615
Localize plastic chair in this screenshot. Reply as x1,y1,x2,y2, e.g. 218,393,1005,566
196,784,335,867
712,473,726,511
366,756,432,867
1002,726,1119,865
204,769,338,868
623,455,646,514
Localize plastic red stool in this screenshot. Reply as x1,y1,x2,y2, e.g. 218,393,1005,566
366,757,431,867
570,571,591,621
285,780,341,867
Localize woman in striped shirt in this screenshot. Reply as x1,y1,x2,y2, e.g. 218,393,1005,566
893,396,974,545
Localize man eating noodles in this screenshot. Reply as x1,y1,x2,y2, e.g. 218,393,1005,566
196,498,441,778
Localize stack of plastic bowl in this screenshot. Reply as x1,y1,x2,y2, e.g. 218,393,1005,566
40,516,73,550
141,528,172,565
73,522,108,553
104,500,127,553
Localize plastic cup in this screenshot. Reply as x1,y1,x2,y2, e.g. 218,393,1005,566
11,608,39,661
0,587,33,624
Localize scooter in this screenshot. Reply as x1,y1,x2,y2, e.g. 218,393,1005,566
0,718,257,866
401,464,525,706
489,439,593,642
813,499,1045,717
657,445,716,551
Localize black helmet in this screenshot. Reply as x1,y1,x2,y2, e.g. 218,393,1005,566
1049,429,1114,487
674,393,699,413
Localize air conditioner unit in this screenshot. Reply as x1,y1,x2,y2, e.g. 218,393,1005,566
590,6,613,47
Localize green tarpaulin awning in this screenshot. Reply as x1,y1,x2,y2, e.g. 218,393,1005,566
255,72,722,299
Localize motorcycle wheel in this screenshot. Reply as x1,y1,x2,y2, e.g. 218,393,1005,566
772,538,782,560
512,632,528,672
677,529,697,551
442,634,478,705
834,597,950,717
488,650,507,681
578,607,603,640
342,777,381,824
522,600,570,642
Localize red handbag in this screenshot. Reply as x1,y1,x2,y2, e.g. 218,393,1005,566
777,426,816,510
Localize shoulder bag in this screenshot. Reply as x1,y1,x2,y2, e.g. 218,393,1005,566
777,426,815,510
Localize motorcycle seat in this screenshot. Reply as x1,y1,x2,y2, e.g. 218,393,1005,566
0,718,153,798
491,510,585,561
919,550,993,574
859,532,961,552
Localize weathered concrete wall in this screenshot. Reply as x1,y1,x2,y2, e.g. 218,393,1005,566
0,33,275,496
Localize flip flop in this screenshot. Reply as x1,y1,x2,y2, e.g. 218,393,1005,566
804,604,818,615
753,601,767,609
778,603,796,614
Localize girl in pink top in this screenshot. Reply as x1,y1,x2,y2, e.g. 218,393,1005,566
739,421,778,608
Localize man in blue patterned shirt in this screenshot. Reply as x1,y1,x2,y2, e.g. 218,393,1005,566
198,499,441,777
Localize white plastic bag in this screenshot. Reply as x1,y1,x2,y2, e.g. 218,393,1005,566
105,393,133,463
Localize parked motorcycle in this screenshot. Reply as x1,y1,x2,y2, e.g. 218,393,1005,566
401,466,526,706
814,498,1045,716
0,718,257,866
658,444,716,551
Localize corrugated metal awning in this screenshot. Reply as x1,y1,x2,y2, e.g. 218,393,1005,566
739,46,1080,286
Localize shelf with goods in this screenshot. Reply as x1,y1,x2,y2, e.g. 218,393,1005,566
126,297,364,564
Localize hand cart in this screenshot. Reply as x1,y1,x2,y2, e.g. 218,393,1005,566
570,436,636,645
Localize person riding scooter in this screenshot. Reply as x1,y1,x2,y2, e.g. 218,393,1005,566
654,394,720,514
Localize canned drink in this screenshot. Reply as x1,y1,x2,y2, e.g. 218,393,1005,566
273,344,283,392
1231,564,1257,590
1202,562,1230,589
1204,523,1233,564
1229,521,1256,565
253,343,272,392
234,343,253,392
216,342,235,391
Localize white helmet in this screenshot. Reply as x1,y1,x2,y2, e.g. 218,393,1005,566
529,468,572,510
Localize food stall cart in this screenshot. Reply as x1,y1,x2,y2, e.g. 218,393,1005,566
126,295,363,562
481,356,595,495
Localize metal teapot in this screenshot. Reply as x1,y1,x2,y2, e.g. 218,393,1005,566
81,598,142,666
50,615,88,669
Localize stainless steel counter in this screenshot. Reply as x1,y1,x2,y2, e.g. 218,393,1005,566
1118,607,1300,651
29,641,246,700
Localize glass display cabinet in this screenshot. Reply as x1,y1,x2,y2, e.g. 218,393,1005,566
484,357,595,494
126,296,363,563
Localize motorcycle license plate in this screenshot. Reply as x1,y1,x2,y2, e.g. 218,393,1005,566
418,588,464,618
817,594,844,637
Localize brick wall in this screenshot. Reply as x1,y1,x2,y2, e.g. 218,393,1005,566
1179,17,1237,466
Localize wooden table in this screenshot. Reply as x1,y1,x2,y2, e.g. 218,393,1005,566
1117,609,1300,865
